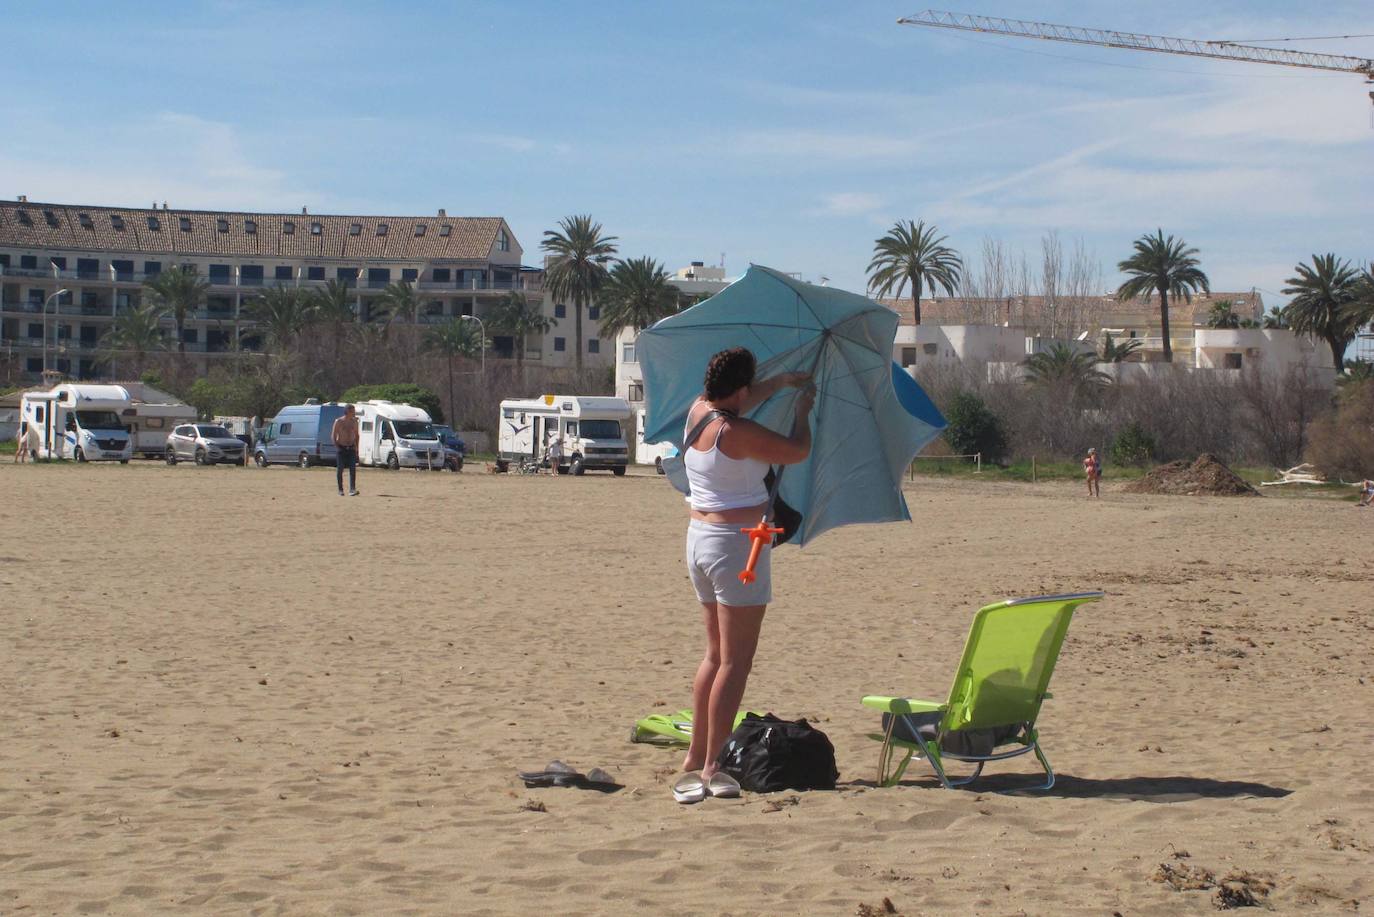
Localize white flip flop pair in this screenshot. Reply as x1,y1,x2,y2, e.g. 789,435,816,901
672,771,741,804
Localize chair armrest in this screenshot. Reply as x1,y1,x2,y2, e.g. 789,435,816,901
861,696,945,715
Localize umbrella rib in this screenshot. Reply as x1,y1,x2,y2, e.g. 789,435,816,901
646,320,823,334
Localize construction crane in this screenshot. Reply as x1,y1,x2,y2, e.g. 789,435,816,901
898,10,1374,107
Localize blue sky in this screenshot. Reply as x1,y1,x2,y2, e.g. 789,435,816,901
2,1,1370,302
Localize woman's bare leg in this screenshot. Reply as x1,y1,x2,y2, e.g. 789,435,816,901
700,602,766,778
682,601,721,772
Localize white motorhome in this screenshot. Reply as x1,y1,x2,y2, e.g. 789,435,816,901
128,400,197,459
19,384,134,462
634,407,676,474
354,400,445,469
498,395,631,475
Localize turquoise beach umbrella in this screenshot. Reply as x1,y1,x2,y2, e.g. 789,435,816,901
638,265,946,547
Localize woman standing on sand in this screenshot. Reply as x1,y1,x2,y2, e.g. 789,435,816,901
677,347,813,801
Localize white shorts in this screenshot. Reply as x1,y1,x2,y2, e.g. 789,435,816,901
686,519,772,607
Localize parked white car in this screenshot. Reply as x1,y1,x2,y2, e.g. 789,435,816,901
165,423,248,466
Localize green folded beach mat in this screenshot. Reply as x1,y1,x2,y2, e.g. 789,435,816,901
630,709,759,745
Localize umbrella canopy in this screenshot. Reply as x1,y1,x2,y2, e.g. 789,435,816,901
638,264,946,546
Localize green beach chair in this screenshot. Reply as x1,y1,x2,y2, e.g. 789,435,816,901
862,592,1104,790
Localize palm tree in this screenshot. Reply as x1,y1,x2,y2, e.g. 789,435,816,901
1100,332,1143,363
488,291,554,371
597,256,680,339
541,214,618,370
100,302,168,378
1261,306,1289,329
1282,254,1363,370
1342,262,1374,330
141,266,210,354
243,284,316,351
1206,299,1241,329
1115,230,1210,363
866,220,963,326
1023,343,1109,388
376,281,424,371
423,319,485,424
310,278,358,376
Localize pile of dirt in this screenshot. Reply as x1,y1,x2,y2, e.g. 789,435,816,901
1123,453,1260,497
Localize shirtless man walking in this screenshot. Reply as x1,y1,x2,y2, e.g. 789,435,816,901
332,404,361,496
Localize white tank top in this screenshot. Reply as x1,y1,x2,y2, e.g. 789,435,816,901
683,406,770,512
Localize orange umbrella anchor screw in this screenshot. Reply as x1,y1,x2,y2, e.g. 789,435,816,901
738,518,784,584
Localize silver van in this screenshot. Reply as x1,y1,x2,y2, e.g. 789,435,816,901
253,402,347,467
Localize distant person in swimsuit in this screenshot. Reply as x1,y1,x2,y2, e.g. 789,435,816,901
1083,447,1100,498
678,347,813,796
14,420,30,463
332,405,360,496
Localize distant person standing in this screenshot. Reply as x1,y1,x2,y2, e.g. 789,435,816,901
547,435,563,474
14,421,30,463
1083,447,1101,498
332,405,361,496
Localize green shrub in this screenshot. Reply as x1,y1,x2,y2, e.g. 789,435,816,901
341,383,444,424
942,392,1008,464
1111,421,1156,467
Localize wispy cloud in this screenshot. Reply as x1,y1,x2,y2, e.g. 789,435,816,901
809,191,886,216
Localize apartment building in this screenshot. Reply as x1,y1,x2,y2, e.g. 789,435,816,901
614,262,735,404
0,198,613,382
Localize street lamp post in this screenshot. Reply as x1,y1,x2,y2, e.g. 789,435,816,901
460,313,486,376
43,289,70,375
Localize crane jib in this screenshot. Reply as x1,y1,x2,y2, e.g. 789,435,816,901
900,10,1374,78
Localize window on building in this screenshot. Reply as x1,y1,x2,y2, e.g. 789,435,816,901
310,222,322,235
50,256,68,271
901,347,917,366
338,267,359,283
401,268,418,283
1223,353,1243,370
349,223,362,236
147,215,160,231
81,291,99,307
367,267,391,287
184,328,199,344
28,288,44,304
414,224,426,237
554,303,566,319
491,335,514,358
245,219,257,234
77,258,99,279
43,210,59,227
588,338,600,354
20,255,38,270
497,228,510,252
922,343,938,355
110,215,125,231
621,342,636,364
628,382,644,401
179,217,192,232
16,210,32,226
27,323,43,338
78,213,93,229
283,221,295,235
459,302,473,317
376,223,388,236
27,357,43,373
275,265,293,281
588,305,600,321
216,218,229,233
426,300,443,316
111,260,133,281
432,268,451,283
208,264,231,284
144,261,162,276
439,225,452,237
0,253,8,268
240,265,264,285
307,266,325,281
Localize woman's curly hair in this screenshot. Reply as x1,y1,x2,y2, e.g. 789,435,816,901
704,347,756,401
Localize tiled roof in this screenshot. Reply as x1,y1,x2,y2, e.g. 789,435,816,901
881,292,1263,327
0,200,509,262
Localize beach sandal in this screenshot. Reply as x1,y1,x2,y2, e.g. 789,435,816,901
672,772,707,804
705,772,741,799
518,761,625,793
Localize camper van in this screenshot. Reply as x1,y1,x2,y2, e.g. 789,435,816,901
254,401,348,467
634,407,677,474
128,400,197,459
498,395,631,475
19,384,134,462
355,400,445,469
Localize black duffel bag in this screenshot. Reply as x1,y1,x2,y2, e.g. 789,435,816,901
714,713,839,792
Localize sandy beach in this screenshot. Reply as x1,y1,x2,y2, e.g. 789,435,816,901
2,461,1370,915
